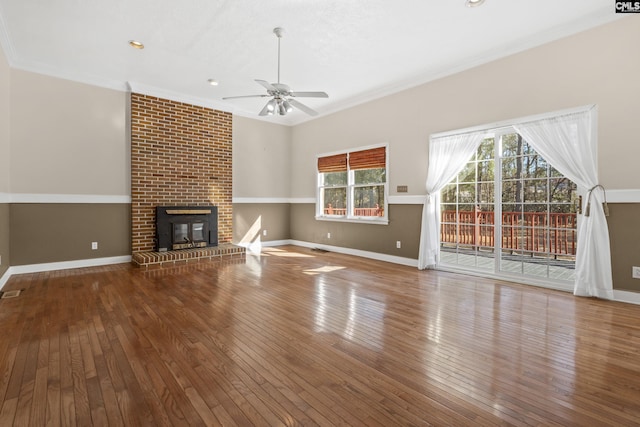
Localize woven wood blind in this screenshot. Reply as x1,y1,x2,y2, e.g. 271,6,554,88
348,147,386,170
317,153,347,173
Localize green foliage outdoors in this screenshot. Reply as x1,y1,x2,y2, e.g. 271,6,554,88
442,134,577,214
322,168,386,211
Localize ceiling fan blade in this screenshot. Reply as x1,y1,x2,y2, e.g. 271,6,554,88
222,94,269,100
255,79,277,91
288,98,319,116
290,91,329,98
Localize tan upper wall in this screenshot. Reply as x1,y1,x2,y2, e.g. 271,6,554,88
4,18,638,200
0,42,9,194
291,17,640,198
9,69,128,196
233,115,292,199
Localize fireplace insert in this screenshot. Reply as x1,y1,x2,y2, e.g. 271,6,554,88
155,206,218,251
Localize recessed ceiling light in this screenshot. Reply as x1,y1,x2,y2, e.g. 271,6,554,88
207,79,219,86
128,40,144,49
465,0,485,7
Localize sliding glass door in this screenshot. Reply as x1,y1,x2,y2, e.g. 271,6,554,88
440,131,578,283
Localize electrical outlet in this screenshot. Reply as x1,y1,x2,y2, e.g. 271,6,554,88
263,229,267,236
396,241,401,249
91,242,98,250
327,232,331,239
633,266,640,279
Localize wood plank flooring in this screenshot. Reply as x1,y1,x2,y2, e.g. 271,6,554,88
1,245,640,426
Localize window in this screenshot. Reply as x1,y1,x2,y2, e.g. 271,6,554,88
317,145,387,223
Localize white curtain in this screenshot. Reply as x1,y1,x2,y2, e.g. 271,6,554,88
418,132,485,269
514,106,613,299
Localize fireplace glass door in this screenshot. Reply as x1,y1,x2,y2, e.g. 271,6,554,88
173,223,190,245
171,222,208,249
192,223,205,241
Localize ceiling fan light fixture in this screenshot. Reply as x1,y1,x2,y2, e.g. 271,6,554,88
223,27,328,117
465,0,485,7
277,100,288,115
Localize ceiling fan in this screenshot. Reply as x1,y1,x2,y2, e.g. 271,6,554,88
222,27,328,117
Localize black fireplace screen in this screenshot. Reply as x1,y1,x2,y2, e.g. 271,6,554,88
171,222,208,250
156,206,218,251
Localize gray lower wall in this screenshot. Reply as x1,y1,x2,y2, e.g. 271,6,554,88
10,203,131,266
4,200,639,293
0,204,9,277
608,203,640,292
232,202,422,259
290,203,422,259
233,203,291,244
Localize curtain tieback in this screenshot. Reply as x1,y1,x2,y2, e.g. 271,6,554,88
584,184,609,217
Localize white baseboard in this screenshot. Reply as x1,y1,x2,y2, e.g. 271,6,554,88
0,256,132,290
286,240,419,267
261,240,293,248
237,239,296,254
0,268,14,289
239,239,418,266
613,290,640,305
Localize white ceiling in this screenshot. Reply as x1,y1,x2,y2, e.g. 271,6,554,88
0,0,621,125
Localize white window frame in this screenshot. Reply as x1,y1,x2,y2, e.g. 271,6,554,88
316,143,389,225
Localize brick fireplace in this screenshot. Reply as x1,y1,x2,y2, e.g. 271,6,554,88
130,93,233,260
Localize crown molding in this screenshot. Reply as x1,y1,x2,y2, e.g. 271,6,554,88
127,82,233,112
127,82,299,126
291,10,625,127
0,5,623,127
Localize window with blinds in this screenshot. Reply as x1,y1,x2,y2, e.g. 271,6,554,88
316,145,387,222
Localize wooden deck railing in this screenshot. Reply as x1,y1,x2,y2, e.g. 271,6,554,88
441,210,577,255
324,206,384,217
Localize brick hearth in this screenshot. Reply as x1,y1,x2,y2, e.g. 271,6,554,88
132,243,245,269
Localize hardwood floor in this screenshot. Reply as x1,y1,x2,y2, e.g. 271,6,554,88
1,245,640,426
